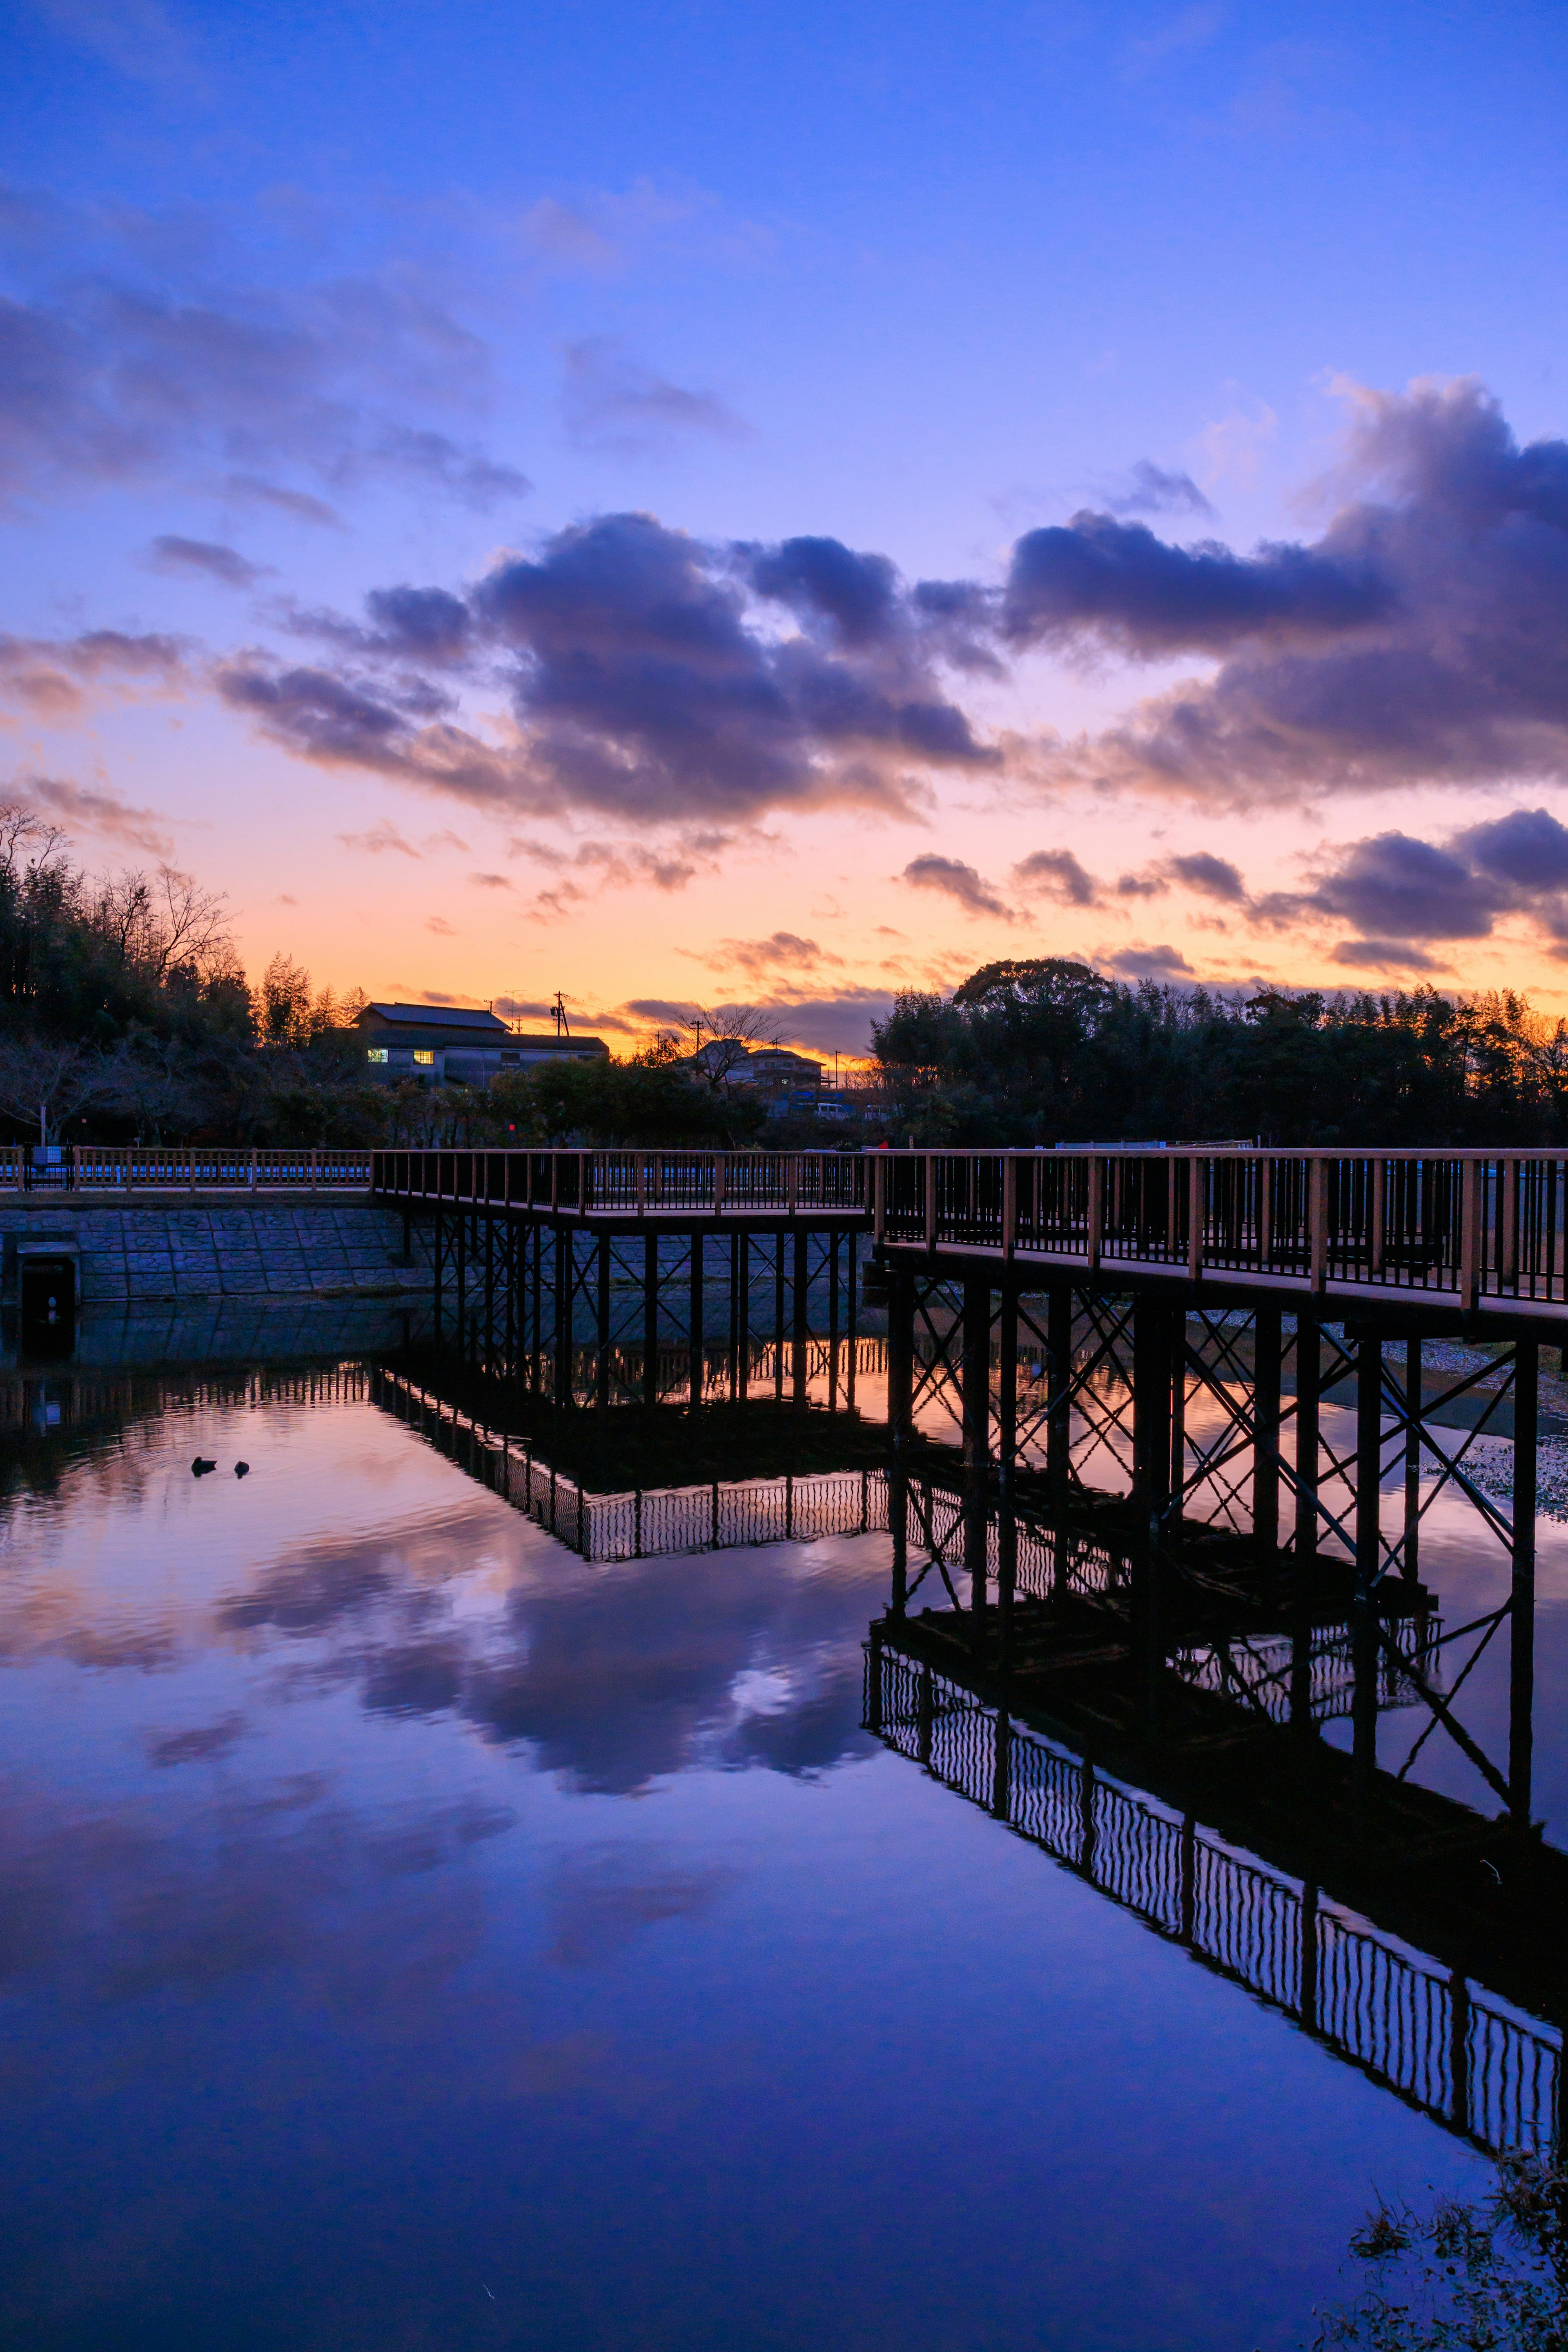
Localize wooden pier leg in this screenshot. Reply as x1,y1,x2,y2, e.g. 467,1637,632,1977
845,1232,858,1413
432,1208,444,1343
689,1231,704,1411
455,1212,468,1356
962,1275,991,1649
888,1266,914,1616
1047,1284,1072,1524
483,1212,497,1374
1253,1303,1281,1569
736,1230,750,1400
502,1219,517,1385
827,1230,841,1412
774,1235,786,1400
792,1226,808,1408
643,1232,658,1406
1131,1295,1175,1711
595,1231,611,1409
997,1282,1019,1676
1290,1309,1320,1739
553,1225,572,1408
1403,1337,1422,1582
530,1223,542,1395
728,1230,742,1401
1353,1327,1383,1798
1512,1337,1538,1835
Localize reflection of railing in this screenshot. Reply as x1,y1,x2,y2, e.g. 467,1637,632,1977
869,1644,1559,2155
0,1363,370,1432
371,1368,893,1561
1172,1626,1443,1722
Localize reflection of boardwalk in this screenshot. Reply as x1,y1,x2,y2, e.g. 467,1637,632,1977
372,1365,891,1561
867,1637,1561,2157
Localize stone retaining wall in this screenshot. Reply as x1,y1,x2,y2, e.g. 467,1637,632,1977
0,1198,433,1304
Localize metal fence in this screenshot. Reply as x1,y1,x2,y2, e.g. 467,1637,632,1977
0,1147,372,1192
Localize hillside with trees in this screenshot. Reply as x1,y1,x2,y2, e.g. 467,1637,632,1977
871,958,1568,1147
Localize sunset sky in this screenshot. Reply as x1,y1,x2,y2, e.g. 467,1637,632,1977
4,0,1568,1056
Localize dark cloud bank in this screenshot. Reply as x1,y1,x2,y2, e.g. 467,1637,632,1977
203,379,1568,849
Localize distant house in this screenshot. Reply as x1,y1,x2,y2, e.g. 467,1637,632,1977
687,1041,823,1096
355,1004,609,1087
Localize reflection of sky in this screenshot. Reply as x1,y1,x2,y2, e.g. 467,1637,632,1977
0,1379,1488,2350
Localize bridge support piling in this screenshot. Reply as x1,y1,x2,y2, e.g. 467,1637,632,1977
552,1227,571,1408
1512,1337,1539,1834
961,1276,991,1644
1131,1297,1175,1707
792,1228,808,1407
1254,1303,1282,1563
730,1232,742,1402
888,1267,914,1616
1354,1330,1384,1799
688,1234,704,1411
1403,1338,1422,1582
1291,1311,1320,1742
774,1238,786,1400
595,1233,611,1409
1047,1285,1072,1524
827,1231,840,1411
845,1234,858,1413
643,1234,658,1406
997,1283,1019,1676
529,1224,542,1394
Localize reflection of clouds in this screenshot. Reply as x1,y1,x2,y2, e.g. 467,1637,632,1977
546,1849,735,1968
145,1715,247,1766
2,1383,891,1802
223,1508,885,1795
0,1771,510,2013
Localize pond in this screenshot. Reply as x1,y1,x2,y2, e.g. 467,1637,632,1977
0,1345,1532,2350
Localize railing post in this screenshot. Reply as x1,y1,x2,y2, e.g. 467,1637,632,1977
923,1154,937,1252
1460,1156,1482,1311
578,1151,589,1214
1002,1153,1017,1262
635,1151,646,1215
1186,1155,1203,1281
787,1155,800,1216
310,1149,318,1192
713,1155,726,1217
873,1151,886,1242
1309,1156,1328,1292
1086,1156,1103,1273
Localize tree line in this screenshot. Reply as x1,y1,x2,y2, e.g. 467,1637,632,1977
871,958,1568,1147
0,808,782,1149
10,806,1567,1150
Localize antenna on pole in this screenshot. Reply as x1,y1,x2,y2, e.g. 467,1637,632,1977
552,991,570,1038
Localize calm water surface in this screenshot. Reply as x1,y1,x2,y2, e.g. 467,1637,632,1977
0,1363,1516,2349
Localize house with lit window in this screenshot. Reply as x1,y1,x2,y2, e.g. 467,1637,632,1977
355,1004,608,1086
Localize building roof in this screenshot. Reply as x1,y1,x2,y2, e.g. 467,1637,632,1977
361,1002,510,1034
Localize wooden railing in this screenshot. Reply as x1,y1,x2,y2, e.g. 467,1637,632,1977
371,1147,868,1217
0,1147,372,1192
869,1146,1568,1309
369,1143,1568,1309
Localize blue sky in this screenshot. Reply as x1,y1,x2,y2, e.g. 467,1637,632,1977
4,0,1568,1049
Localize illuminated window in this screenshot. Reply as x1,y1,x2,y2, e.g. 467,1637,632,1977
413,1050,435,1066
365,1047,389,1063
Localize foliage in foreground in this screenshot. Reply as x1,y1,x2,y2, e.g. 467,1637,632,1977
1312,2153,1568,2350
